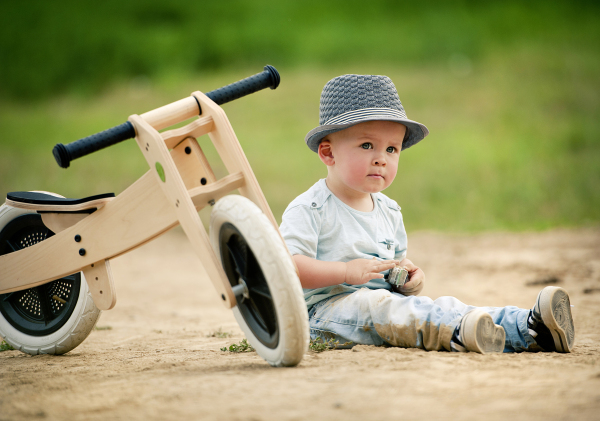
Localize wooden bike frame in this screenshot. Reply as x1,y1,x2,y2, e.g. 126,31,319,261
0,91,281,311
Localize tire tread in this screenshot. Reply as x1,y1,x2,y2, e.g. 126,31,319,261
0,203,102,356
210,195,308,367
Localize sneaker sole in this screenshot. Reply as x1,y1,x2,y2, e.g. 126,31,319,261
537,287,575,353
461,309,506,354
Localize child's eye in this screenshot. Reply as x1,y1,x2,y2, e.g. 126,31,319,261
360,143,373,150
386,146,397,153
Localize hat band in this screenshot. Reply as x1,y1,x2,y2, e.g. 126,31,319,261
323,107,407,126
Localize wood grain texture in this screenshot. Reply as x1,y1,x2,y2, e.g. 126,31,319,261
130,114,235,309
82,260,117,310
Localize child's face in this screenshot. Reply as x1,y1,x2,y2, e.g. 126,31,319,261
320,120,406,196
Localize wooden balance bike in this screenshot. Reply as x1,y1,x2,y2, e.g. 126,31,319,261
0,66,309,367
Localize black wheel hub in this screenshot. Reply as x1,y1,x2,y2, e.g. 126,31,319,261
0,214,81,336
219,223,279,349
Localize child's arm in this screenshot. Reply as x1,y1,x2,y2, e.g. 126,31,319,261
293,254,400,289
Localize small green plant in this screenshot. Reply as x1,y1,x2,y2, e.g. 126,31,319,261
207,328,233,338
220,338,255,353
0,340,14,352
94,325,112,331
309,338,352,353
309,337,339,352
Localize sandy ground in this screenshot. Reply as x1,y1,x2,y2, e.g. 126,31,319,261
1,227,599,421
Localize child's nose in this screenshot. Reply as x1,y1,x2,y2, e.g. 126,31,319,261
373,152,386,166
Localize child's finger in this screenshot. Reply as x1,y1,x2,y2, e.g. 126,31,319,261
376,260,399,269
401,284,422,295
399,259,420,274
402,278,420,290
401,273,424,295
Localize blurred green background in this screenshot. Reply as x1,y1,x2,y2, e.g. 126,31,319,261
1,0,598,232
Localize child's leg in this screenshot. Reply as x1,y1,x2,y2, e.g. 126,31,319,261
456,305,531,352
308,288,533,352
467,287,575,352
309,288,466,351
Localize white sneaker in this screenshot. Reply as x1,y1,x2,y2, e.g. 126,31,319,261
452,309,505,354
528,286,575,353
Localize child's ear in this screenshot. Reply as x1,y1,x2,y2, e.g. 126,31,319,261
318,140,335,166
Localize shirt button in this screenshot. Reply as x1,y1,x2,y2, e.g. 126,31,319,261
311,202,317,207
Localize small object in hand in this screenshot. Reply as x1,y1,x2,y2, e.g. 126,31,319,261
386,266,409,288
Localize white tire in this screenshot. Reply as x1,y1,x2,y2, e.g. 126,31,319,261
0,199,101,355
210,195,308,366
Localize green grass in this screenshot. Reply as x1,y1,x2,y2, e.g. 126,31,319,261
0,1,598,232
207,328,233,338
94,326,113,331
1,52,598,232
309,338,353,353
220,338,255,353
0,340,14,352
1,1,598,100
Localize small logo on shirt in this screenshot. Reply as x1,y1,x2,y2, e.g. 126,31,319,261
381,239,395,250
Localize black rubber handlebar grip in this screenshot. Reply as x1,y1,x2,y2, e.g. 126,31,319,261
53,122,136,168
52,65,280,168
204,64,280,107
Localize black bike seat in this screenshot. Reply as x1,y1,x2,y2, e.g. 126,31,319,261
6,191,115,212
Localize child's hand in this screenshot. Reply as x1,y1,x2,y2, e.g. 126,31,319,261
395,258,425,296
345,258,400,285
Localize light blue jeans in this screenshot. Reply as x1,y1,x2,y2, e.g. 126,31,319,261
308,288,536,352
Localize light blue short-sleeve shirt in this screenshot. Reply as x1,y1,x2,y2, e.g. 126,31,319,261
279,179,408,309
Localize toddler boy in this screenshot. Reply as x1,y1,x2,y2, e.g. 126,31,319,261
279,74,575,353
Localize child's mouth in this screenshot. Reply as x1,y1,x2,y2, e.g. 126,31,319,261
368,174,384,179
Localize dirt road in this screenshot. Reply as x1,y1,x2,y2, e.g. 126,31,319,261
1,228,599,420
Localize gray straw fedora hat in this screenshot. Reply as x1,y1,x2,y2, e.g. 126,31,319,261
305,74,429,152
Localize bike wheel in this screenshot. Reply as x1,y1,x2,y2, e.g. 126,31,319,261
0,202,101,355
210,195,308,367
